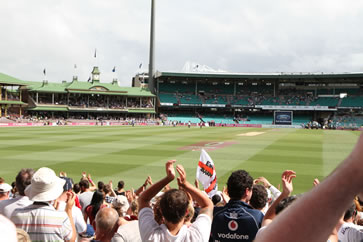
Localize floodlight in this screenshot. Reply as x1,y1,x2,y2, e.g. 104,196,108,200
340,93,347,98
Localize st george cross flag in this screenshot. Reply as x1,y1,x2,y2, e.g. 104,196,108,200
196,149,218,197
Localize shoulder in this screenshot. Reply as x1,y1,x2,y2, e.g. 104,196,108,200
139,207,153,216
338,222,363,239
138,208,163,241
191,213,212,229
187,215,212,241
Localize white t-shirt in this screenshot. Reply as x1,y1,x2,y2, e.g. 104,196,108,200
78,191,94,212
0,196,33,219
138,207,211,242
57,201,87,233
0,215,17,242
338,222,363,242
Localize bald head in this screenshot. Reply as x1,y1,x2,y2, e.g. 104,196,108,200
95,207,119,240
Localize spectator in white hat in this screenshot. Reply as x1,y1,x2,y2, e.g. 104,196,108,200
11,167,77,242
0,183,12,201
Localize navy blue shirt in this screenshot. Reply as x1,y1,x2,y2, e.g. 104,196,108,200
210,200,264,242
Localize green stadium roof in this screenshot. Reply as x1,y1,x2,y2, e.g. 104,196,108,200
155,71,363,80
26,79,155,97
30,82,70,93
0,73,29,86
66,80,154,96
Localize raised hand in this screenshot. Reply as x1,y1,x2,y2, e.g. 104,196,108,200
254,176,272,188
176,165,187,188
165,160,176,180
126,189,135,203
65,191,76,212
221,186,230,204
281,170,296,196
313,178,320,187
147,176,153,185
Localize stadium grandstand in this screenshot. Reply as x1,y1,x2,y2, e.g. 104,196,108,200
1,66,363,129
0,66,155,124
133,70,363,129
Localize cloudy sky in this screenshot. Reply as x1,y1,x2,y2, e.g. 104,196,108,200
1,0,363,86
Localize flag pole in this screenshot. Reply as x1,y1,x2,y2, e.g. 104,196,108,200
148,0,155,94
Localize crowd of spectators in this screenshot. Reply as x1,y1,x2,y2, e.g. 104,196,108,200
2,134,363,241
30,93,153,110
17,114,161,124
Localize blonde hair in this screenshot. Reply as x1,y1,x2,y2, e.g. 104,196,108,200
184,201,195,223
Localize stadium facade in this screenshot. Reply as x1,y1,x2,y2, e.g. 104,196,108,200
141,70,362,128
0,67,155,120
1,67,363,128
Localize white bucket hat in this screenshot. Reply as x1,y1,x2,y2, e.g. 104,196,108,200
24,167,65,202
112,195,129,215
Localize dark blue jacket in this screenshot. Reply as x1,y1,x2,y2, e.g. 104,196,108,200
210,200,264,242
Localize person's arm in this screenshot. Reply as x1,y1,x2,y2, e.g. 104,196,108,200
255,176,281,200
65,192,77,242
262,170,296,227
138,160,176,210
135,176,152,196
221,186,230,205
109,180,117,197
87,173,97,191
255,132,363,242
176,165,213,219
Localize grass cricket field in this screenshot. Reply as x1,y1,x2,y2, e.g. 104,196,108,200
0,126,360,194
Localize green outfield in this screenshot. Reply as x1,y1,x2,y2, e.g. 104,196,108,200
0,126,360,194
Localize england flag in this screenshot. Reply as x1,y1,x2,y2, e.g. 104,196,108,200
196,149,218,197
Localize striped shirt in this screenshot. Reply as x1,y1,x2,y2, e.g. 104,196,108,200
11,203,72,242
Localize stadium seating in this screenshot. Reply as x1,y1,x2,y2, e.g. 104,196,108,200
309,97,339,106
230,96,250,105
167,113,201,123
199,114,235,124
293,115,312,125
340,96,363,107
238,115,273,125
197,83,234,94
159,82,194,93
204,96,228,105
179,94,203,105
332,115,363,128
159,93,178,104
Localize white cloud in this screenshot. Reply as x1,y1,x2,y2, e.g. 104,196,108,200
0,0,363,86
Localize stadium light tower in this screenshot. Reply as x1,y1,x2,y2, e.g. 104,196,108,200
148,0,156,94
